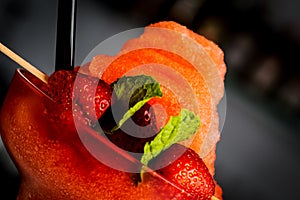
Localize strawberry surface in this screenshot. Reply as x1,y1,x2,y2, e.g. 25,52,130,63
46,70,112,127
74,73,112,125
149,144,215,200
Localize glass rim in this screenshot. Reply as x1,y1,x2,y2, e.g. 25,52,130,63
15,68,52,101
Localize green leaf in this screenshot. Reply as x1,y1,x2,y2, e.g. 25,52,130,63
140,109,200,166
111,75,162,131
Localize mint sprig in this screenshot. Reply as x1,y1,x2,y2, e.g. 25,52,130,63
140,109,200,166
111,75,162,131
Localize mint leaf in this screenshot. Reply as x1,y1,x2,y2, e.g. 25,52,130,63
111,75,162,131
140,109,200,166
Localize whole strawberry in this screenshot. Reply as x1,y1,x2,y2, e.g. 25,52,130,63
149,144,215,200
74,73,112,125
46,70,112,127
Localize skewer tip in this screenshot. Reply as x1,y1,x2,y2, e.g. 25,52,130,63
0,42,48,84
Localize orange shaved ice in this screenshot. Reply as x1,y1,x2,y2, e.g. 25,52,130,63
90,48,214,153
149,21,226,80
88,21,226,199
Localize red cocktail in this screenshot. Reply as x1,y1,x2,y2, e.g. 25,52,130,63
0,68,194,199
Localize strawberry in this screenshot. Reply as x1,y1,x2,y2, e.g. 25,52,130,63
46,70,112,127
74,73,112,125
101,103,158,154
149,144,215,200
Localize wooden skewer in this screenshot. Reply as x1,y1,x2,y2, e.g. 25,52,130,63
0,42,48,84
211,196,220,200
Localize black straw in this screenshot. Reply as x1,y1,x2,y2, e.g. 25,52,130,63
55,0,77,71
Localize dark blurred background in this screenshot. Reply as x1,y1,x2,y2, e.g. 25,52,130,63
0,0,300,199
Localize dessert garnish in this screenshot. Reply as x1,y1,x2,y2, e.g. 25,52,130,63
150,144,215,200
109,75,162,131
138,108,216,200
141,109,200,167
44,66,216,199
46,70,112,127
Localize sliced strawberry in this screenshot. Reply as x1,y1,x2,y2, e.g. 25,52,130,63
74,73,112,125
149,144,215,200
